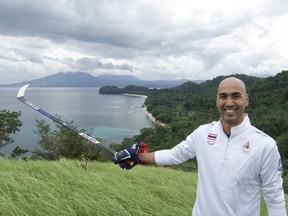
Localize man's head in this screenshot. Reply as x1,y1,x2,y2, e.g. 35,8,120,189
216,77,249,130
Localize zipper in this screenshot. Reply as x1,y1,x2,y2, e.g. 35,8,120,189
224,137,230,160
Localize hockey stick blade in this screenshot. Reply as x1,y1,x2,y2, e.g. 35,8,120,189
17,84,116,155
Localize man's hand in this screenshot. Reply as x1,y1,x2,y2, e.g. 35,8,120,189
112,142,149,169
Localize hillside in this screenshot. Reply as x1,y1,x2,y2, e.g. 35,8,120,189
0,158,196,216
1,157,286,215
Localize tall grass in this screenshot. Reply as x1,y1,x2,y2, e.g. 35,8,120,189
0,157,287,216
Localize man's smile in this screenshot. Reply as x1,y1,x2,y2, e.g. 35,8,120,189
224,109,236,113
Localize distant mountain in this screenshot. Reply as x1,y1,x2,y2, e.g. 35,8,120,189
0,72,203,88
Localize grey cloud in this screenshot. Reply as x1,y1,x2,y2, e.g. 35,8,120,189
0,0,163,50
64,57,134,71
0,0,241,62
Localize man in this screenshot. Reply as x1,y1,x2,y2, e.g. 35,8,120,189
113,77,287,215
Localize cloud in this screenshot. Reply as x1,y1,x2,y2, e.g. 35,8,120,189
0,0,287,84
63,57,134,71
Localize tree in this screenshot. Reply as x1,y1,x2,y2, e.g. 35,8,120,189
0,110,22,153
10,146,29,159
277,133,288,159
32,118,110,161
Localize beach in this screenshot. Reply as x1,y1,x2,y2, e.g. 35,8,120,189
122,93,148,98
144,107,166,126
122,93,166,126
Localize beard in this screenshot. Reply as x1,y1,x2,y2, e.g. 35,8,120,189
221,112,244,127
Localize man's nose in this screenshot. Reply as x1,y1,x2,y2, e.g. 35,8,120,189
226,96,234,106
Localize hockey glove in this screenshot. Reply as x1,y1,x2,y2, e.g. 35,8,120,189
112,142,149,170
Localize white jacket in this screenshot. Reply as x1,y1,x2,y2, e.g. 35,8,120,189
155,115,287,216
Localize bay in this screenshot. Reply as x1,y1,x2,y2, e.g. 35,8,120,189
0,87,153,155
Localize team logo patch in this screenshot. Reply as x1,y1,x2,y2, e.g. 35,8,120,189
207,133,217,145
241,141,250,155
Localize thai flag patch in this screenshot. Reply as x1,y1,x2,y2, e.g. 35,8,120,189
207,133,217,141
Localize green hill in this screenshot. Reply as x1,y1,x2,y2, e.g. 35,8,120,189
0,158,287,215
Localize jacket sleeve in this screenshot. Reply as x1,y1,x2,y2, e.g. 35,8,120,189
260,143,287,216
155,131,197,165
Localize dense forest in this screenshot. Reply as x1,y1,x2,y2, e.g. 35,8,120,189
102,70,288,191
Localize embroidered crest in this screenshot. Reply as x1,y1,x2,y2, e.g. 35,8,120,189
241,141,250,155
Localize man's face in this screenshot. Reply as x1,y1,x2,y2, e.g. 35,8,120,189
216,79,249,127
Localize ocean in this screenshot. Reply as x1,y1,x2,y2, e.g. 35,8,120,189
0,87,153,155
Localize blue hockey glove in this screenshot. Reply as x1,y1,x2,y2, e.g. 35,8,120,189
112,142,149,169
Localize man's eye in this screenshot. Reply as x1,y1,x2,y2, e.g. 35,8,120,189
233,94,241,99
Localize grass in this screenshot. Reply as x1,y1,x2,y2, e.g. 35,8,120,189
0,157,287,216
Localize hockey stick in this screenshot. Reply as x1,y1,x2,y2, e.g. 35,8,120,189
17,84,116,155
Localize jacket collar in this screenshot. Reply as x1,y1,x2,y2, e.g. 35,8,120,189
219,114,251,137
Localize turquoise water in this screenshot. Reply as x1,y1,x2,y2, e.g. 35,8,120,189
0,87,153,154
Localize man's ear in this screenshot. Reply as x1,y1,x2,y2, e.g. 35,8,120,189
245,94,249,107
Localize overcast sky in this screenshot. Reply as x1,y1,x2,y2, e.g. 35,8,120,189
0,0,287,84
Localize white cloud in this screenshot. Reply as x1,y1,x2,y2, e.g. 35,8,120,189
0,0,287,84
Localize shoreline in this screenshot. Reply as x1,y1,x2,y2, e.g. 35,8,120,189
122,93,166,126
144,107,166,127
122,93,148,98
